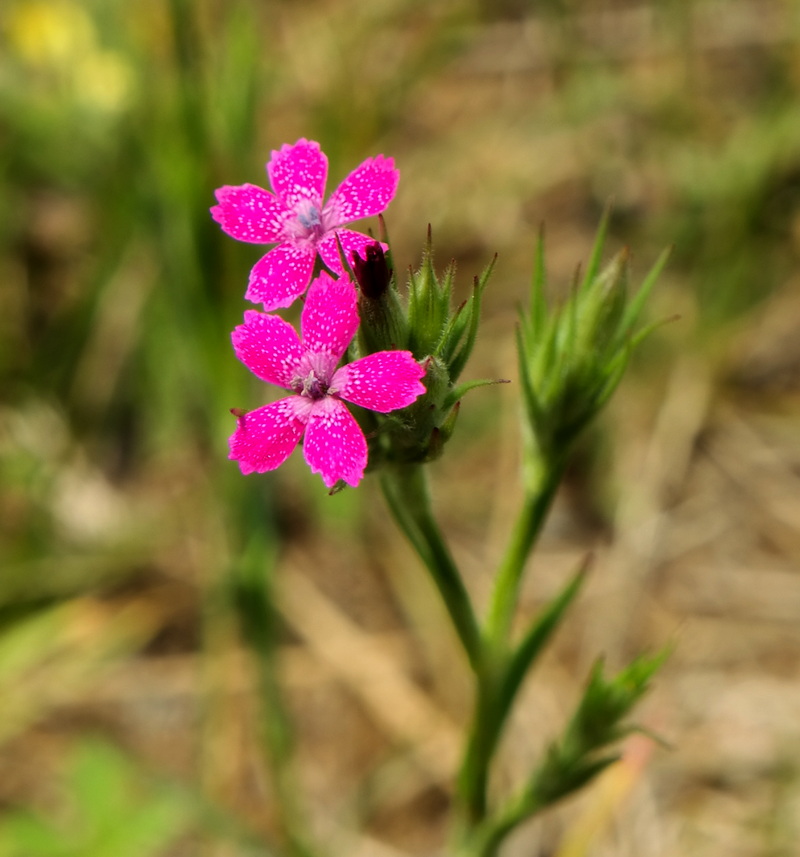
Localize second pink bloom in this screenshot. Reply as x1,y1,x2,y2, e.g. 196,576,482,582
229,272,425,488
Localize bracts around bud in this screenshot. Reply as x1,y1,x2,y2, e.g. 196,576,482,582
349,230,504,470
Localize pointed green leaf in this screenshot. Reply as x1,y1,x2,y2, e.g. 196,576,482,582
617,245,672,339
449,255,495,382
579,202,612,294
436,297,469,363
441,377,510,413
530,225,549,334
500,561,589,717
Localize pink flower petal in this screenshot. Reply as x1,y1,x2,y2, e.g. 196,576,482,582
267,139,328,211
229,398,308,475
303,398,367,488
323,154,399,225
245,243,316,310
300,272,359,362
318,229,386,277
332,351,426,413
232,310,303,388
211,184,290,244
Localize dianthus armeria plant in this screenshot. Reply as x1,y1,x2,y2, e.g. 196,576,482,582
213,138,670,857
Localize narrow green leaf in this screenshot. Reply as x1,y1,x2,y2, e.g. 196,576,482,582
436,298,469,363
515,325,544,430
580,202,612,293
441,258,457,311
530,225,549,334
536,754,620,805
449,255,495,382
500,560,589,716
617,245,672,338
441,377,510,413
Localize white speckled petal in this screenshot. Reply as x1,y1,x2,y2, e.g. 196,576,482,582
245,243,316,310
300,272,359,363
228,398,308,475
323,154,399,225
267,139,327,210
232,310,303,388
332,351,426,413
210,184,290,243
302,397,367,488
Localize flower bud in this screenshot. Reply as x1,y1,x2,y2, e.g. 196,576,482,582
353,242,409,355
518,219,669,476
352,242,391,299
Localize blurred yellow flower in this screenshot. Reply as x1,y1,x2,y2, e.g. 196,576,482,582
7,0,94,67
6,0,134,113
74,49,134,112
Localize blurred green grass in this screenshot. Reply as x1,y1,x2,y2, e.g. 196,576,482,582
1,0,800,854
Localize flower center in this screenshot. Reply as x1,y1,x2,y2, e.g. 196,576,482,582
291,199,324,241
298,370,328,400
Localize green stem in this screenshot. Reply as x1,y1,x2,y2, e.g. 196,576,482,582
456,791,545,857
454,656,502,834
484,458,565,647
379,464,481,672
380,453,567,855
455,454,566,846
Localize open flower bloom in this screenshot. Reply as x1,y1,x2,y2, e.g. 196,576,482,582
229,272,426,488
211,139,399,311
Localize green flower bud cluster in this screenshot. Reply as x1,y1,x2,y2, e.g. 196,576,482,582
517,214,670,487
471,650,667,850
347,226,500,469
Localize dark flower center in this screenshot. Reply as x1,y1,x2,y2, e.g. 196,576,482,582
298,370,328,400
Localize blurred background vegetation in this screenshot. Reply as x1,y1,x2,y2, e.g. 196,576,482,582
1,0,800,855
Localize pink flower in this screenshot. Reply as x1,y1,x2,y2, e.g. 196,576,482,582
229,272,425,488
211,139,399,311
